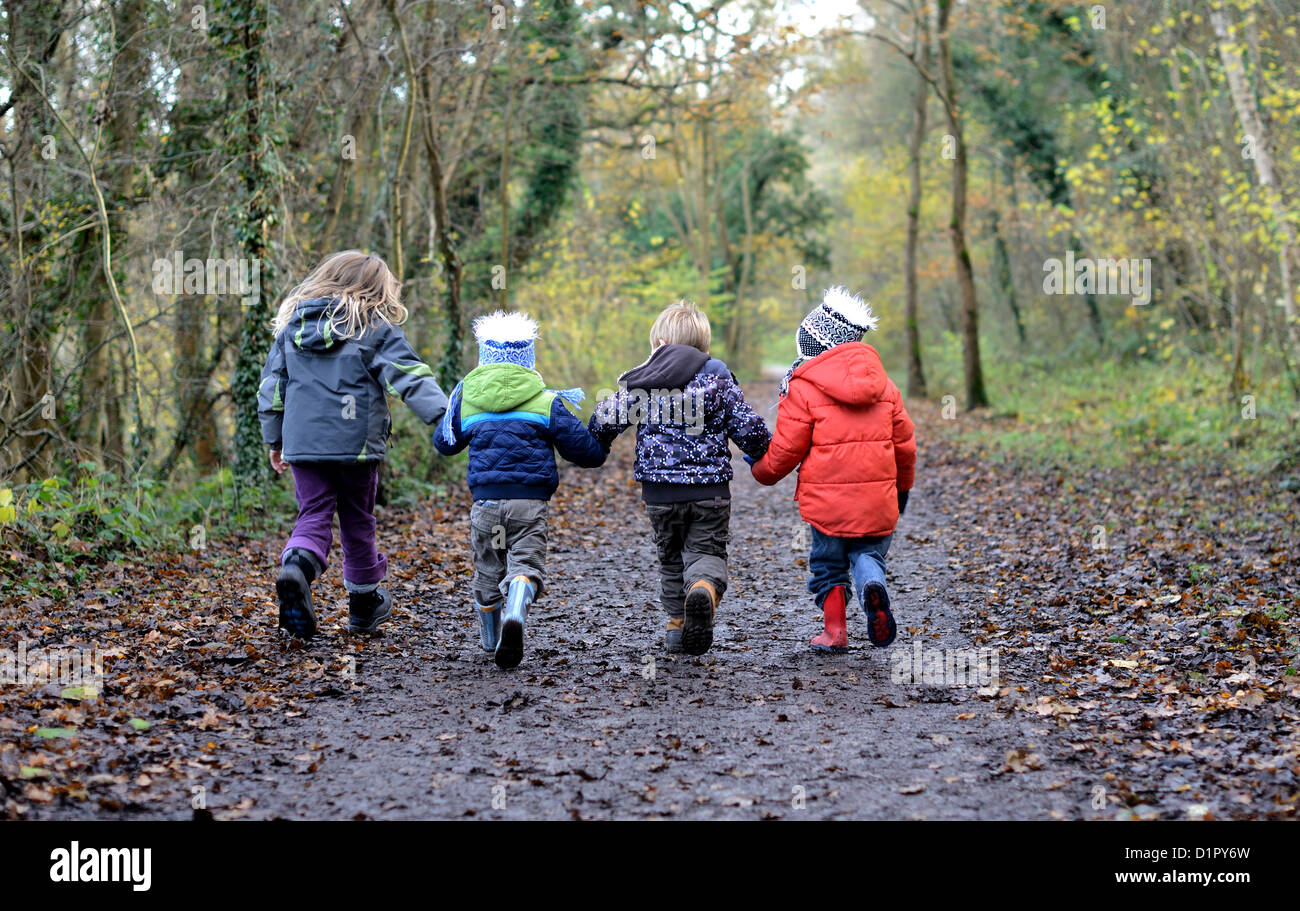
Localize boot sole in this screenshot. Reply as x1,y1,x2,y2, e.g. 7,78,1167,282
810,643,848,654
682,588,714,656
865,584,896,648
495,618,524,669
277,565,317,639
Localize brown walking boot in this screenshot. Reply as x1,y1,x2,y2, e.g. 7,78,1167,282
682,580,718,656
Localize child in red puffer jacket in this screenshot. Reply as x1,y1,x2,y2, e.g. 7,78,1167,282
751,287,916,653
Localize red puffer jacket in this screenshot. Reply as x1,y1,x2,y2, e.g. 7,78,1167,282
751,342,915,538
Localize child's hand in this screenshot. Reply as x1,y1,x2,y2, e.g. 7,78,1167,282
743,453,756,467
898,489,909,515
269,449,288,475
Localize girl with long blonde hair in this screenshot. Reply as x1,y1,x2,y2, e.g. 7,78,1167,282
257,251,448,639
271,250,409,340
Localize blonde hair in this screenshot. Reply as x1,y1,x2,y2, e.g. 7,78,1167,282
272,251,407,339
649,300,711,353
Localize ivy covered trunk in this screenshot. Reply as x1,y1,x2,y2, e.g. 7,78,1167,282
217,0,278,487
937,0,988,410
78,0,151,473
1,0,63,480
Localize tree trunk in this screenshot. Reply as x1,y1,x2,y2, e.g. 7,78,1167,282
1228,277,1250,395
936,0,988,409
225,0,277,487
498,31,514,308
320,64,381,253
1211,8,1299,352
77,0,149,472
419,67,465,391
1,0,65,479
733,161,757,366
988,162,1026,346
387,0,416,282
1069,231,1107,345
903,18,930,398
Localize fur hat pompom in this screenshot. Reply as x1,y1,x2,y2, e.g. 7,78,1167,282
795,286,877,360
820,286,878,333
474,310,538,345
475,310,539,368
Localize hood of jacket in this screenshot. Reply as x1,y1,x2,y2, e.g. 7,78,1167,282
463,362,546,413
286,297,346,352
620,344,711,391
792,342,888,405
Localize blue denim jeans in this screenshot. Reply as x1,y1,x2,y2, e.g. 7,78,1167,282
807,527,891,607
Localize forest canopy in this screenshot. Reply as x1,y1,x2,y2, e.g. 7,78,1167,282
2,0,1298,554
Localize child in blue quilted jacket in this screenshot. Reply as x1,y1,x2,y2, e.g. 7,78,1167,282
588,301,770,655
434,311,605,669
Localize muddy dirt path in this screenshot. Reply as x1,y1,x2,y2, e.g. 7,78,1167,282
199,391,1089,821
12,387,1296,821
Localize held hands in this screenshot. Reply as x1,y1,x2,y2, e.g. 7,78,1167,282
898,489,909,516
269,449,288,475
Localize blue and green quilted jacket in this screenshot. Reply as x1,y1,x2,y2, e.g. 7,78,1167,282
433,362,605,500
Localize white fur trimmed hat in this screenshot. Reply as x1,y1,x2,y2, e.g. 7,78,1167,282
796,286,878,359
474,310,538,368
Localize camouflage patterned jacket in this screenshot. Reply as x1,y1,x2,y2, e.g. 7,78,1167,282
588,344,771,503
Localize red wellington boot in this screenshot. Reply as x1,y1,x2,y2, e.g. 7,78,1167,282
811,585,849,653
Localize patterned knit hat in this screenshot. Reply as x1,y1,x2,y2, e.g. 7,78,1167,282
443,309,585,446
475,310,537,368
796,286,878,359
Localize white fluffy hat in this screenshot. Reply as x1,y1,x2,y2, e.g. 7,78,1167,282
474,310,539,368
796,286,877,358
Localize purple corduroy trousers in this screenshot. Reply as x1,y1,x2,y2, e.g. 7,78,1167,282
281,461,387,586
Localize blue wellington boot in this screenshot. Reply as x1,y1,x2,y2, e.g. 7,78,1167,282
494,576,536,670
477,602,501,652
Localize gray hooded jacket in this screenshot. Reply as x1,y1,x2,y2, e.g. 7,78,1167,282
257,297,448,462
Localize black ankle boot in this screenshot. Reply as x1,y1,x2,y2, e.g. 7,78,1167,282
348,586,393,634
277,549,323,639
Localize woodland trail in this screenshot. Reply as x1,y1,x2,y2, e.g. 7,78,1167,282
206,405,1080,821
6,387,1298,820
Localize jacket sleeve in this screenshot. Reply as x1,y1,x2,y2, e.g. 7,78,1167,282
890,382,916,492
432,383,469,456
721,378,772,461
257,333,287,448
551,399,606,468
369,325,449,425
586,390,631,452
751,382,813,486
